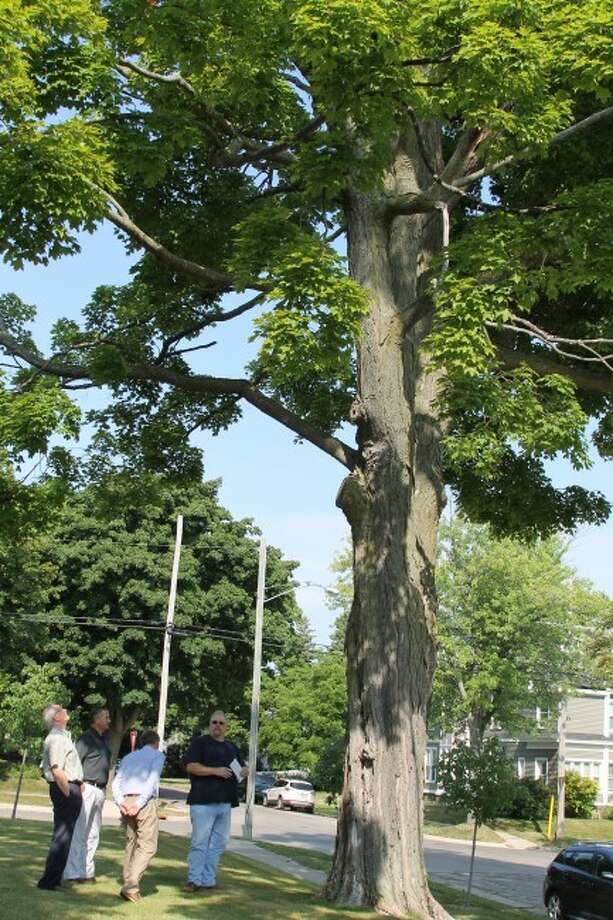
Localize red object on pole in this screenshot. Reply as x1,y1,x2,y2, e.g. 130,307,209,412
129,729,138,752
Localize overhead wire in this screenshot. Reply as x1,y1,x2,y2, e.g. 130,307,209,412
3,609,291,649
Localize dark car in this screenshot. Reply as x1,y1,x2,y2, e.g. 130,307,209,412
543,842,613,920
238,771,277,804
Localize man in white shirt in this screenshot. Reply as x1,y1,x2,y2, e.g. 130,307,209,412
112,729,165,903
38,704,84,891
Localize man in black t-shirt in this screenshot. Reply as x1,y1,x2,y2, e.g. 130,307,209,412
183,710,246,892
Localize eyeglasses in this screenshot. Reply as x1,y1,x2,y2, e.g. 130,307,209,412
211,721,225,725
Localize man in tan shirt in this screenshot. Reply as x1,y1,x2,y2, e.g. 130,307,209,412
37,704,84,891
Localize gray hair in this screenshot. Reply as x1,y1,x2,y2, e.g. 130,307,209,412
43,704,63,729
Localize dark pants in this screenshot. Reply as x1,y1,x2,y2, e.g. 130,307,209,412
37,782,83,889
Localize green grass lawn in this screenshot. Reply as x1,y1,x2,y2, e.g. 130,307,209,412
422,802,502,843
314,791,340,818
0,818,543,920
492,815,613,847
254,843,543,920
0,817,383,920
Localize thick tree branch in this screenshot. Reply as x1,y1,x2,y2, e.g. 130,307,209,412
401,46,460,67
495,343,613,394
219,113,326,167
116,59,196,96
456,106,613,188
0,326,358,470
101,192,270,293
282,71,313,95
387,106,613,217
385,126,491,216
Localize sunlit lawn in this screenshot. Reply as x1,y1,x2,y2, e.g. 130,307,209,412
0,818,383,920
0,817,546,920
422,803,502,843
492,815,613,846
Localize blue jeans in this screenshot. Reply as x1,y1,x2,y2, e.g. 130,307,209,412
188,803,231,887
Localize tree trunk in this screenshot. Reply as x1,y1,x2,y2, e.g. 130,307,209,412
324,131,453,919
107,707,132,765
11,747,28,819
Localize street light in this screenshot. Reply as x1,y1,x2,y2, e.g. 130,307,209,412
242,575,341,840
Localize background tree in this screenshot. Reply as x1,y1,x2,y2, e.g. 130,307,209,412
1,472,309,760
437,740,515,902
259,647,346,794
431,517,607,746
1,3,612,916
0,663,67,817
580,592,613,687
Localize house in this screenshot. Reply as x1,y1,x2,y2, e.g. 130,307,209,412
424,688,613,807
497,688,613,807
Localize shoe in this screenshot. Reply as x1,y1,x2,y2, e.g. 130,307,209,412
73,878,97,883
183,882,202,893
120,889,141,903
37,883,61,891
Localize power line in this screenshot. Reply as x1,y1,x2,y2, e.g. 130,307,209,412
3,609,291,648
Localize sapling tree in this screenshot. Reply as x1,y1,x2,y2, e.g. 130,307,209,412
0,663,67,817
438,739,515,901
1,2,612,915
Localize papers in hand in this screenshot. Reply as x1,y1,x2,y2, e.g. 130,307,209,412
229,758,242,781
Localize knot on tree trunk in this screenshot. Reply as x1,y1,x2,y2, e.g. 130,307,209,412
336,470,369,527
359,745,375,767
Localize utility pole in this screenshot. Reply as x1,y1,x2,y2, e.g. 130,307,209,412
243,536,267,841
157,514,183,748
556,697,567,839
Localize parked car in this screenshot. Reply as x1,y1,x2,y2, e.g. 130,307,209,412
237,771,277,804
543,842,613,920
263,778,315,813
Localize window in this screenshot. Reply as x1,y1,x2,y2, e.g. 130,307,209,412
567,761,600,781
609,694,613,734
596,854,613,880
609,763,613,804
425,747,438,784
566,851,595,874
517,757,526,779
534,758,549,783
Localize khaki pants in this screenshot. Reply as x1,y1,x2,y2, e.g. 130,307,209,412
121,796,159,894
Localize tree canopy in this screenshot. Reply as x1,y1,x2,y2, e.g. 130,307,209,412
0,1,610,526
259,646,346,793
1,473,309,757
432,517,610,745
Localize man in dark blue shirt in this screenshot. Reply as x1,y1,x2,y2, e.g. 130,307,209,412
184,710,246,892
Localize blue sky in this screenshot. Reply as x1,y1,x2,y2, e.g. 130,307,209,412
2,224,611,642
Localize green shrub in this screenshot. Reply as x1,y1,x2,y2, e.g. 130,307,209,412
565,771,599,818
498,777,552,820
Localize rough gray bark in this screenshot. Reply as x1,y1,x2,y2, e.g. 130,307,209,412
323,131,453,919
107,707,132,765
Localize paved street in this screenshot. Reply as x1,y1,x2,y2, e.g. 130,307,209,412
1,795,551,913
221,805,550,913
